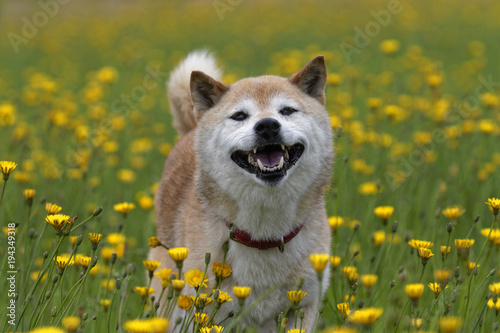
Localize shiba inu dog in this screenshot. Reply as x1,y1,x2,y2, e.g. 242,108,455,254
148,51,333,332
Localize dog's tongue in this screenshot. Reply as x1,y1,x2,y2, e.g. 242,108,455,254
255,151,283,167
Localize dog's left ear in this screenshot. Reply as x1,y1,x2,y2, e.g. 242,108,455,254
190,71,229,114
289,56,327,105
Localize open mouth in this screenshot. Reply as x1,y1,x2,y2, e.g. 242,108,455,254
230,143,305,182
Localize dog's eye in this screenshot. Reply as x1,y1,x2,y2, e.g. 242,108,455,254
280,107,298,116
230,111,248,121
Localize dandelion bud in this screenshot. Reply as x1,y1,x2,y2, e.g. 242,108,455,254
122,270,128,279
353,223,360,231
28,228,37,239
473,266,479,276
76,234,83,246
110,252,117,265
116,278,121,290
392,221,398,233
352,282,359,291
90,256,98,269
167,286,174,300
398,266,404,274
79,272,85,279
489,269,497,277
344,155,349,163
358,300,365,308
43,251,49,259
404,233,412,243
92,206,103,217
222,241,229,253
277,312,283,326
454,267,460,279
390,280,396,288
92,315,97,320
51,306,57,317
175,317,183,326
474,215,480,223
205,252,211,265
299,308,305,319
213,289,220,301
154,301,160,311
45,291,52,299
52,275,59,284
447,223,453,233
280,317,288,329
228,311,235,318
336,125,343,138
127,263,136,275
151,295,156,303
370,255,376,263
82,313,88,321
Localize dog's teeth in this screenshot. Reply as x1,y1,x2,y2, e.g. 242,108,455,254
279,156,284,169
248,154,253,164
257,159,264,171
284,150,289,160
253,147,257,154
281,144,285,150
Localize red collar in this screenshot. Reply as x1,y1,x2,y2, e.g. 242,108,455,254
225,220,304,252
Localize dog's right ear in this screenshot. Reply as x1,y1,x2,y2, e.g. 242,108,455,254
190,71,228,114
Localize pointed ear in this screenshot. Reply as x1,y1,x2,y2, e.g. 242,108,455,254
289,56,327,105
190,71,228,113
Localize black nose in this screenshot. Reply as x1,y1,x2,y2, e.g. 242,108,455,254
254,118,281,141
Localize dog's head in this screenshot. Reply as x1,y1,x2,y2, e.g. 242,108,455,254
192,56,333,191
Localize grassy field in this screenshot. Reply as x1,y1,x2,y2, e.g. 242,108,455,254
0,0,499,332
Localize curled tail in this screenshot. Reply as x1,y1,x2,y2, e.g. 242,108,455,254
167,50,222,136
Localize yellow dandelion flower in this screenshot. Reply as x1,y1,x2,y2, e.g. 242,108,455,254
286,330,305,333
23,189,36,202
54,255,75,271
76,255,92,269
337,302,351,318
177,294,193,310
147,318,169,333
148,236,161,248
405,283,424,301
347,308,383,326
481,228,500,243
411,318,422,329
45,214,70,232
309,253,329,274
184,269,208,288
442,206,466,220
168,247,189,262
143,260,161,273
171,279,185,290
342,266,359,285
190,293,213,308
487,298,500,311
117,169,136,183
454,239,474,252
434,269,452,284
212,262,232,279
154,268,174,282
328,216,344,231
61,316,81,332
486,197,500,216
107,233,126,247
380,39,400,55
233,286,251,299
30,271,47,283
194,313,209,327
216,290,233,305
358,182,380,195
45,202,62,215
440,246,451,256
360,274,378,289
428,282,447,297
489,282,500,296
408,239,434,250
438,316,463,333
100,299,111,309
123,319,152,333
372,231,385,246
287,290,307,305
467,261,479,272
138,195,154,210
201,326,224,333
330,255,341,268
133,286,155,298
88,232,102,245
417,248,434,264
373,206,394,221
113,202,135,216
101,247,115,262
0,161,17,178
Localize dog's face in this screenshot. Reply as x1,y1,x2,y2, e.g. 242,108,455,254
192,56,332,191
